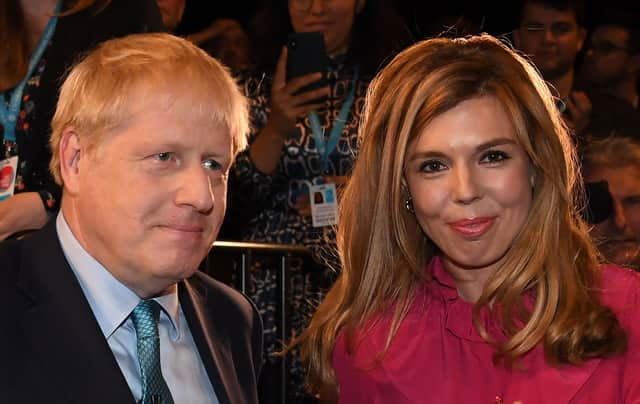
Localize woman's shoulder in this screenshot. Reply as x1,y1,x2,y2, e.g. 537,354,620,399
600,264,640,290
598,264,640,318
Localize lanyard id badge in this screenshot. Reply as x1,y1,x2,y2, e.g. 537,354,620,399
306,68,358,227
0,156,18,201
310,182,338,227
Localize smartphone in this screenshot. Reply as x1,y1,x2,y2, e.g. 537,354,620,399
286,32,328,96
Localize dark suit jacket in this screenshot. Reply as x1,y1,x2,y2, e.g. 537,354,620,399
0,222,263,404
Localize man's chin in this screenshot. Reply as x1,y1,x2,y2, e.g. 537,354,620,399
603,242,640,266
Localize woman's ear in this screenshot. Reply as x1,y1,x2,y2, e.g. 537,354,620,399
356,0,366,14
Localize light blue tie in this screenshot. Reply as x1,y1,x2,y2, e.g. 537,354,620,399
130,300,175,404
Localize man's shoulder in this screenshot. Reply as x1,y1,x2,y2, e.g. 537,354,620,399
183,271,259,320
0,237,23,281
0,224,63,288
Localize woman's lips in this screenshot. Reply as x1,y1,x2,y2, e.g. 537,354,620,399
447,217,496,238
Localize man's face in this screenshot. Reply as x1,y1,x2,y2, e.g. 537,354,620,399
68,104,232,297
513,3,586,81
579,25,633,88
584,165,640,267
155,0,185,31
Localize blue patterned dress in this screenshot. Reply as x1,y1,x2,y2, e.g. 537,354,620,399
1,39,57,211
230,56,369,400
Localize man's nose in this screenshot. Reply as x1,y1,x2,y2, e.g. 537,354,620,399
611,201,629,231
175,164,215,213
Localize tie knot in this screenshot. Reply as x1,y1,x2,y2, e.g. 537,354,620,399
131,300,161,340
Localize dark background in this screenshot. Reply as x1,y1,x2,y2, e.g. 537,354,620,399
176,0,640,39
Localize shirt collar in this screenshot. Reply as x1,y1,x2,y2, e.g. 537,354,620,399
154,284,180,341
56,213,181,340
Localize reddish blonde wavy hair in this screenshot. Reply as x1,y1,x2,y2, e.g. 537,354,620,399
297,34,627,396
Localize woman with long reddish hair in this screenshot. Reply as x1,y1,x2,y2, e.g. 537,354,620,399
298,34,639,403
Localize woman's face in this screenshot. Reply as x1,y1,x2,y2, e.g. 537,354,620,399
404,96,533,277
288,0,359,56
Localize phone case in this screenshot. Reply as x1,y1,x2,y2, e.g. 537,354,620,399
286,32,328,95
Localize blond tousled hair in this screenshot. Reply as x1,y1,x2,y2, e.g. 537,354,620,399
581,135,640,174
299,34,626,394
49,32,249,185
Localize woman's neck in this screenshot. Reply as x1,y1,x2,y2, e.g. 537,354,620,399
20,0,59,51
443,258,499,303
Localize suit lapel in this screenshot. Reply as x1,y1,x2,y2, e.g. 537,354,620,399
16,223,135,404
179,280,237,404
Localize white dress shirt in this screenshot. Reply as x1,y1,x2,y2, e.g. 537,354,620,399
57,213,219,403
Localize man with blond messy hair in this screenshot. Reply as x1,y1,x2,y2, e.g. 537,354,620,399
0,33,262,404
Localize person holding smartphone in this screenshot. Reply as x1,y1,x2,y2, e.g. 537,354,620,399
221,0,411,401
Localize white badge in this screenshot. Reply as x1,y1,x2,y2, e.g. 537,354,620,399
310,182,338,227
0,156,18,201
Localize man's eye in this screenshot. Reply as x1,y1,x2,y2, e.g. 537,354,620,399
551,23,572,35
154,152,175,162
202,159,222,171
524,24,544,32
624,197,640,207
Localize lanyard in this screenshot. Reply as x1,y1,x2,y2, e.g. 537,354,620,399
308,67,359,173
0,3,59,145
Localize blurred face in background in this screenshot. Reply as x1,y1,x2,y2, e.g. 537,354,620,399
513,2,586,81
579,25,635,89
584,164,640,267
156,0,185,31
288,0,361,56
212,20,251,70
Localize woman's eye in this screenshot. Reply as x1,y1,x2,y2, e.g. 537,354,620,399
420,160,447,173
481,150,510,164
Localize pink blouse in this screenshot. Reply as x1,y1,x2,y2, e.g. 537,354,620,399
333,257,640,403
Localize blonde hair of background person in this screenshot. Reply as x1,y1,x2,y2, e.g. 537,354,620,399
297,34,629,396
581,135,640,171
49,32,248,184
0,0,108,91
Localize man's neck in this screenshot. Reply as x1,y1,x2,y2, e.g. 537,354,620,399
549,69,575,101
608,79,639,109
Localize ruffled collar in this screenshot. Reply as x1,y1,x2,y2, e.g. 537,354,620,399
427,256,506,343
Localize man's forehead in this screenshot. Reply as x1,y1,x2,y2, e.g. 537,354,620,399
593,26,629,41
523,4,578,23
586,165,640,189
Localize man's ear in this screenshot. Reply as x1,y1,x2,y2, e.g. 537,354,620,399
59,127,82,195
512,30,522,49
356,0,366,14
577,27,587,52
628,53,640,76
